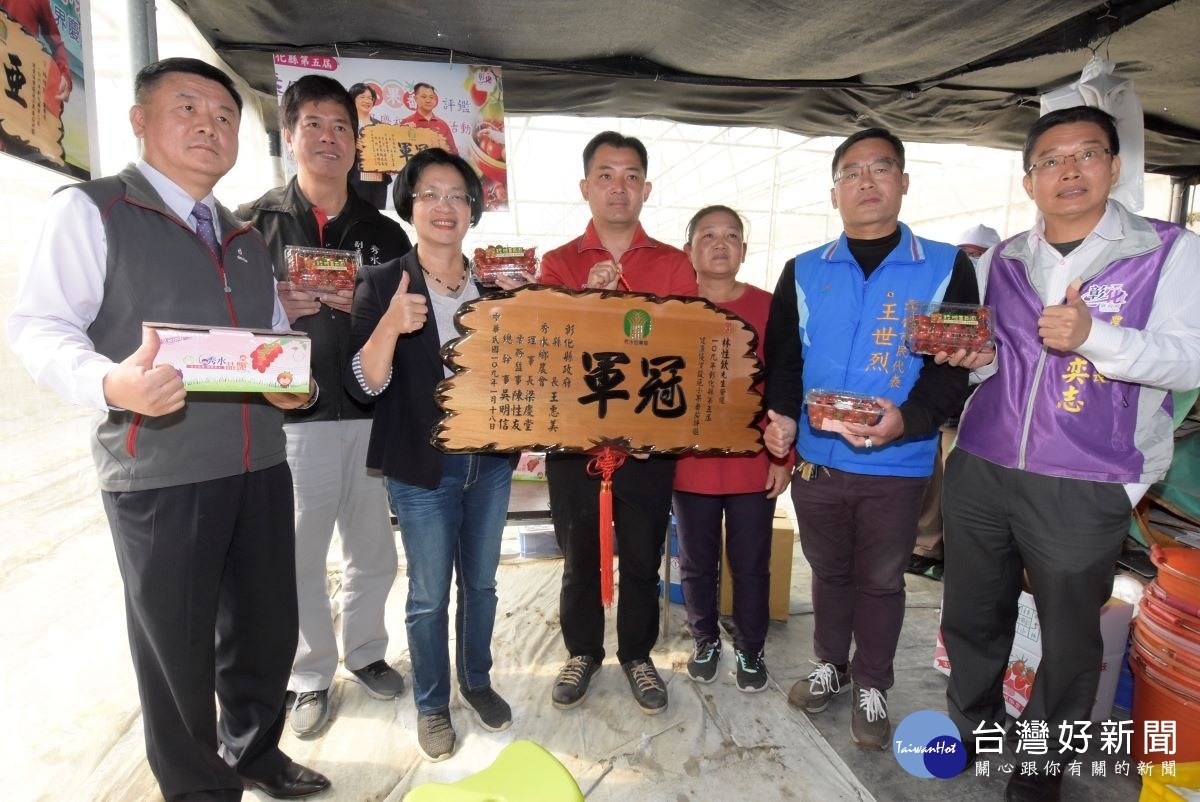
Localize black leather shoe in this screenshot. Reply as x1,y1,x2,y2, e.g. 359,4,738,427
1005,770,1063,802
246,761,330,799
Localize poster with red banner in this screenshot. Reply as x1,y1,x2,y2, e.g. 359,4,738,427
0,0,90,178
273,54,508,211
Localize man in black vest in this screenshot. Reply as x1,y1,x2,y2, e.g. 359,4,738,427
9,58,328,800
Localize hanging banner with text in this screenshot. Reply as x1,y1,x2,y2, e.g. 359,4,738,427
434,286,764,454
0,0,90,178
273,54,507,211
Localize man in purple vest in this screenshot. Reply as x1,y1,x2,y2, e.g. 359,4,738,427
940,106,1200,801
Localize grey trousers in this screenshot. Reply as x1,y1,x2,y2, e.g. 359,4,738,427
285,419,397,691
941,449,1129,748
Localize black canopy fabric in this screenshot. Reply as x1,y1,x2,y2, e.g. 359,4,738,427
170,0,1200,174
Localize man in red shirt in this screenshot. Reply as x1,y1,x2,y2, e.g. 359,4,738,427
539,131,697,716
400,82,458,154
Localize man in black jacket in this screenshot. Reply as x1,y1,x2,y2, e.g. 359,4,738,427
240,74,412,737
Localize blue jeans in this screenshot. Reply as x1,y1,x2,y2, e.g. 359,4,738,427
386,454,513,714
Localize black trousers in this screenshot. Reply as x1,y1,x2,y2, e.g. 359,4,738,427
547,453,675,664
102,462,298,800
941,449,1129,750
673,490,775,654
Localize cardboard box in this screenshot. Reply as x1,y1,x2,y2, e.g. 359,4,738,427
933,592,1133,721
718,511,794,623
666,520,685,605
148,323,310,393
513,451,547,480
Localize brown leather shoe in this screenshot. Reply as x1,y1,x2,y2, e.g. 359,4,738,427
246,761,330,799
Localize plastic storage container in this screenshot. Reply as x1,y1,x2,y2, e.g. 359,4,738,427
473,245,537,286
804,388,883,434
904,300,995,355
285,245,361,292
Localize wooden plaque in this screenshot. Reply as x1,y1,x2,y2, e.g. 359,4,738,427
358,124,448,172
434,285,764,454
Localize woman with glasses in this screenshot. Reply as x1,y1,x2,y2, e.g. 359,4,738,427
347,148,518,762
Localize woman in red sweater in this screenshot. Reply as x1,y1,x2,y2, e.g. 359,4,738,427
673,205,792,692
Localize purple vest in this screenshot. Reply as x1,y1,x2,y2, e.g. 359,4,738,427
957,220,1181,482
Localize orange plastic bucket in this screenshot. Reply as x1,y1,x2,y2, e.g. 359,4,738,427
1130,647,1200,763
1133,621,1200,683
1146,580,1200,620
1151,546,1200,607
1140,591,1200,648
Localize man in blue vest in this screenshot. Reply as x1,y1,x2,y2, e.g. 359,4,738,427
941,106,1200,802
764,127,977,750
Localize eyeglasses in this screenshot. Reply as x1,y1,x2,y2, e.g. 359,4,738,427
1025,148,1111,175
411,190,473,207
833,158,900,185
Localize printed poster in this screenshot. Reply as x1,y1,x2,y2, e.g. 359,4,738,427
0,0,89,178
273,54,508,211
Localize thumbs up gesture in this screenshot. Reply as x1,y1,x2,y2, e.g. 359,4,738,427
1038,279,1092,352
380,271,428,337
101,327,187,416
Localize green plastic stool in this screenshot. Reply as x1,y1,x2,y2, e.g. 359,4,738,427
403,740,583,802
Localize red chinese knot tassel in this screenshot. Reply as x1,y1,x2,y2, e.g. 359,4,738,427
586,446,627,607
